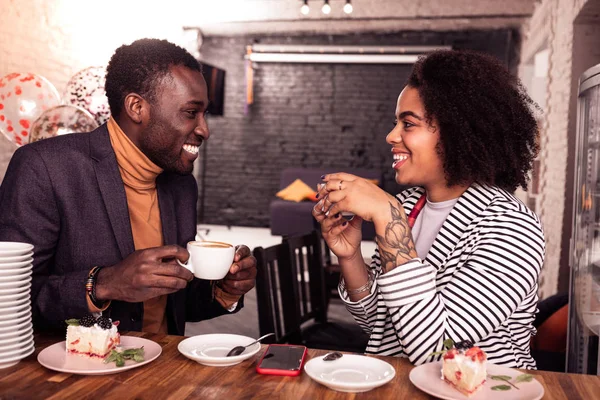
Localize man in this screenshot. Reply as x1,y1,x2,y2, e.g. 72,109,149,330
0,39,257,335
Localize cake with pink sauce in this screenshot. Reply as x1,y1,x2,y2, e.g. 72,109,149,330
442,340,487,396
66,315,120,358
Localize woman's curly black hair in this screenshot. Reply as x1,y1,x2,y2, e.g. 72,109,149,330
406,50,539,192
105,38,201,119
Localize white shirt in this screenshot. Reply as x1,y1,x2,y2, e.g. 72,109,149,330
411,197,459,259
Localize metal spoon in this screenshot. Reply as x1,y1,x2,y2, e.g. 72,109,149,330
323,351,343,361
226,333,275,357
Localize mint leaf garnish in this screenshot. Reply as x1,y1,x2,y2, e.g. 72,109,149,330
103,347,145,367
491,385,511,391
443,339,455,349
490,375,512,381
65,319,79,326
515,374,533,383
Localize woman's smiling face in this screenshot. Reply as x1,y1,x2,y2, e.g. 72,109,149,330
386,86,446,190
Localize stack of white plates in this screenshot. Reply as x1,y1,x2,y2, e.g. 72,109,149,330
0,242,35,369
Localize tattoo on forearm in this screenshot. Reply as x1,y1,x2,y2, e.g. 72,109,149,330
375,201,418,272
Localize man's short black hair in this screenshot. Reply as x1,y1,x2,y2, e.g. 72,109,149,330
407,50,539,192
105,38,201,118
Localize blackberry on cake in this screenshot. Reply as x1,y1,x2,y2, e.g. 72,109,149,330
65,315,120,358
441,340,487,397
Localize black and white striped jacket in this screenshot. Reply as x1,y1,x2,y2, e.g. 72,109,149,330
340,183,545,369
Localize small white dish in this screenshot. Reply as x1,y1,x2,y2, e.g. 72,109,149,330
0,243,34,257
0,341,35,369
0,303,30,320
0,257,33,269
0,276,32,289
0,326,33,345
0,338,33,358
0,309,31,324
0,295,29,309
0,252,33,264
178,333,262,367
0,318,32,334
0,264,33,276
37,336,162,375
0,269,32,283
0,291,30,303
0,283,31,296
409,361,545,400
0,334,33,353
304,354,396,393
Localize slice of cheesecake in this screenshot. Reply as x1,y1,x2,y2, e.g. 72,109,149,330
442,342,487,397
66,316,120,359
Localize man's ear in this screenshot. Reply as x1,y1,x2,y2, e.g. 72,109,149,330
123,93,148,124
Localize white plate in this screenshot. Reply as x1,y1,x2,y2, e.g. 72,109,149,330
0,296,29,309
0,252,33,264
0,283,31,296
0,276,32,289
304,354,396,393
0,243,34,257
0,264,33,276
178,333,262,367
0,258,33,270
0,341,34,369
0,326,33,345
0,318,31,334
0,309,31,324
409,361,545,400
0,291,30,303
0,338,33,358
0,305,30,321
0,334,33,353
0,269,32,283
37,336,162,375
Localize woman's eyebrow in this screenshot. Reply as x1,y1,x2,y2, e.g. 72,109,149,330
398,111,423,121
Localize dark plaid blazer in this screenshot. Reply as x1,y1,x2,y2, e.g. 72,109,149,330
0,125,235,334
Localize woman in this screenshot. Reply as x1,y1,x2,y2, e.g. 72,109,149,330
313,50,544,369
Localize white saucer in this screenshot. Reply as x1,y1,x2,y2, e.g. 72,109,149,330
0,326,33,345
0,305,30,320
37,336,162,375
0,269,32,283
0,258,33,270
0,338,33,358
0,295,30,308
178,333,262,367
0,318,32,334
409,361,545,400
0,264,33,276
0,334,33,353
0,341,35,369
0,283,31,296
0,252,33,265
304,354,396,393
0,243,34,257
0,291,30,303
0,276,32,289
0,309,31,324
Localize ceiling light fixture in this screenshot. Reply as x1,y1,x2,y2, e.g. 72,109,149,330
300,0,309,15
343,0,353,14
322,0,331,15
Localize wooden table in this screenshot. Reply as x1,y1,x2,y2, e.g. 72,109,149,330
1,332,599,399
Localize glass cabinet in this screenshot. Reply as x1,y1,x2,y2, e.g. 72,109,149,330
567,63,600,375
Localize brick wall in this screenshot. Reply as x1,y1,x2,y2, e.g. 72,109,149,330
198,30,519,227
519,0,599,298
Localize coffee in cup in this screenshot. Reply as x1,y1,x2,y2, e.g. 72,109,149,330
177,241,235,280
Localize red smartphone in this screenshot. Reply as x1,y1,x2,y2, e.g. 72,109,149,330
256,344,308,376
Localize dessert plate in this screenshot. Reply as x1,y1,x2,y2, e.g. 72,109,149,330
37,336,162,375
178,333,261,367
0,253,33,265
304,354,395,393
0,243,34,257
409,361,544,400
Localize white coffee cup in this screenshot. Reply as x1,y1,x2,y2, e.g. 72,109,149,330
177,241,235,280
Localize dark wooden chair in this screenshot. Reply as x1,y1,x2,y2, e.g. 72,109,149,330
254,231,369,352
